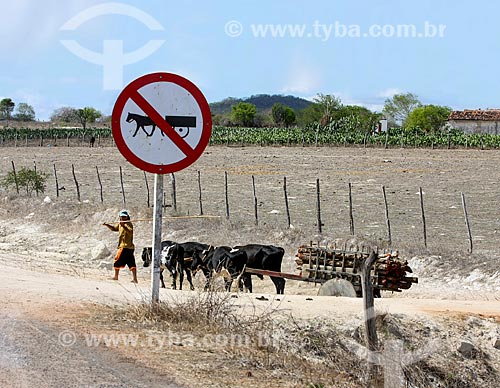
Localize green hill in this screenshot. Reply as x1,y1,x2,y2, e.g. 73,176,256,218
210,94,313,115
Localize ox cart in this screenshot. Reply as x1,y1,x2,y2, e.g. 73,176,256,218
243,243,418,297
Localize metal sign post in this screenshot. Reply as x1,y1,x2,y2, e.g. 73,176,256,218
151,173,163,303
112,72,212,304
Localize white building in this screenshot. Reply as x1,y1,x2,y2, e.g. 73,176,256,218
448,109,500,134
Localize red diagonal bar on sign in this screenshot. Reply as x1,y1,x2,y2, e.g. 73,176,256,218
130,90,194,157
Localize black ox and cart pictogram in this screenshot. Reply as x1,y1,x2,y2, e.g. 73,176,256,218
126,112,196,138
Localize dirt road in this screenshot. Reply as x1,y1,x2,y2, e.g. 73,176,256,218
1,263,499,388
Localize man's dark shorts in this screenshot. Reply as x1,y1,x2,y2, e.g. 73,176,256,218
114,248,137,270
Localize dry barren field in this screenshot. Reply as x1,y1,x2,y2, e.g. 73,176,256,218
1,144,500,387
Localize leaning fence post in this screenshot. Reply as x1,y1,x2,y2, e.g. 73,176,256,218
96,166,104,203
316,178,323,234
283,176,291,228
53,163,59,198
419,187,427,248
170,173,177,212
71,164,81,202
382,186,391,246
461,192,473,253
197,170,203,216
119,166,126,208
252,175,258,226
11,161,19,194
349,182,354,235
32,161,40,196
224,171,230,219
143,171,150,208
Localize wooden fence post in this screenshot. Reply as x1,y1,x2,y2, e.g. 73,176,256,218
419,187,427,248
349,182,354,235
224,171,230,219
382,186,391,246
33,161,39,196
170,173,177,212
252,175,258,226
119,166,126,207
96,166,104,203
316,178,323,234
360,251,380,385
143,171,150,208
11,161,19,194
71,164,81,202
461,192,473,253
198,170,203,216
53,163,59,198
284,176,291,228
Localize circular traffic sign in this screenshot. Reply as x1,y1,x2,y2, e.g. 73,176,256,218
112,72,212,174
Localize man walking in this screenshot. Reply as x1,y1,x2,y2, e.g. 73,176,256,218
103,209,138,283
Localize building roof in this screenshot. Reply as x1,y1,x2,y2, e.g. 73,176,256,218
449,109,500,121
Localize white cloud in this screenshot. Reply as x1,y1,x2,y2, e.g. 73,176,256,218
11,89,60,121
0,0,95,51
377,88,402,99
338,93,383,112
299,90,384,112
281,55,322,94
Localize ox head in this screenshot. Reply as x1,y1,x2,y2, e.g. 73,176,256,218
223,248,248,279
190,245,214,275
142,240,176,268
160,245,175,269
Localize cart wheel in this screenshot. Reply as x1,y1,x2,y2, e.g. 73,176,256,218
318,279,357,297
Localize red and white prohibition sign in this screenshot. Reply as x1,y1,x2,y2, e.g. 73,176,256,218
112,72,212,174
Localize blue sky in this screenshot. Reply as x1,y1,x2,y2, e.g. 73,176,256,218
1,0,498,121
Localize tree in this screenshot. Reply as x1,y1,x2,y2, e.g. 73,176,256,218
405,105,452,133
231,102,257,126
296,103,323,126
313,93,342,125
271,103,296,127
13,102,36,121
382,92,421,126
0,98,15,122
50,107,79,123
333,105,382,133
76,107,102,130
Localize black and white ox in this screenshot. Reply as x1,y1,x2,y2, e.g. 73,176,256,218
192,244,285,294
232,244,286,294
161,244,193,290
191,246,249,291
142,241,209,290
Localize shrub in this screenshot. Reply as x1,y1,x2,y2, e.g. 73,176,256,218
1,167,47,196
